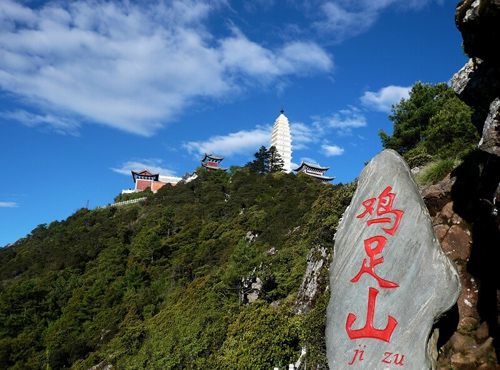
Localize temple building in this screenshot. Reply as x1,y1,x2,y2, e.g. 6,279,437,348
201,154,228,171
122,170,181,194
270,110,292,172
293,162,335,184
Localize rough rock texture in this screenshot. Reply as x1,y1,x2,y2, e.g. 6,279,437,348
452,0,500,155
421,171,500,369
240,275,262,304
326,150,460,370
456,0,500,64
295,245,330,314
479,98,500,156
87,359,114,370
451,2,500,367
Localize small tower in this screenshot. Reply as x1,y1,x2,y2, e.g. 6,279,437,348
293,162,335,184
271,110,292,172
201,154,228,171
123,170,181,194
131,170,160,191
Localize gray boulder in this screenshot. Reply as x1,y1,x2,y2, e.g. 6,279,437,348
326,150,460,370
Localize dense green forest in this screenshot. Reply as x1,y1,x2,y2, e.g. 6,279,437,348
0,81,480,370
0,167,355,370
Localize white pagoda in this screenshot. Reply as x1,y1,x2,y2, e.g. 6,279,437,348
270,110,292,172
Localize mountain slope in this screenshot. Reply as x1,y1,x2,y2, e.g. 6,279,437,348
0,168,355,370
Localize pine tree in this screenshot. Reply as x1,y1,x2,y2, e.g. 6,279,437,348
246,146,269,174
267,146,284,173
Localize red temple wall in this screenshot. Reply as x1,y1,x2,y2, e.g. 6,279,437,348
136,180,152,191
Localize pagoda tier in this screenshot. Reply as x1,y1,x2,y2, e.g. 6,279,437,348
292,162,335,183
270,110,292,173
201,153,228,171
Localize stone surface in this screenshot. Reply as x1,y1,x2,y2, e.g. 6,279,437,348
453,0,500,156
441,225,472,261
421,173,455,216
429,200,498,369
456,0,500,64
479,98,500,156
295,245,329,314
326,150,461,370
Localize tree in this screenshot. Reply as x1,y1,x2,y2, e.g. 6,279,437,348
379,81,479,166
246,146,285,174
246,146,269,174
267,146,284,173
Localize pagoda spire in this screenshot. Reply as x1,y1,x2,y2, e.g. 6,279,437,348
270,110,292,172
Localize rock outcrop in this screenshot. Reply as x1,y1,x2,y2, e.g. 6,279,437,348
453,0,500,156
326,150,460,370
450,3,500,366
455,0,500,65
422,169,500,369
295,245,330,314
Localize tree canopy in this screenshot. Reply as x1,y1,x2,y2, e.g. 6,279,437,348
245,145,284,174
379,81,479,167
0,167,354,370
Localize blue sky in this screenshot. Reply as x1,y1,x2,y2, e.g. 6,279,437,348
0,0,466,246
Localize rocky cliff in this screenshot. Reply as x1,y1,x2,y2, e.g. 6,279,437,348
428,1,500,368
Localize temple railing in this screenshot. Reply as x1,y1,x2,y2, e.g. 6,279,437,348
96,197,147,209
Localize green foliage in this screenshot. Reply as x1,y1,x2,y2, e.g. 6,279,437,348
246,145,269,174
268,146,285,173
245,145,284,174
114,187,153,203
417,158,458,185
0,169,354,369
379,81,479,166
213,302,300,369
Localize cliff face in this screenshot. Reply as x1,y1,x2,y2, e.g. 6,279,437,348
453,0,500,157
433,1,500,368
423,175,498,369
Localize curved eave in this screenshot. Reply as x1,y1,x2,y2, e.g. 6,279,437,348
305,173,335,182
201,153,224,161
202,163,228,171
292,162,330,172
131,170,160,183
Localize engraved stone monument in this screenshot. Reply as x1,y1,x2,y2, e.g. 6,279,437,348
326,149,461,369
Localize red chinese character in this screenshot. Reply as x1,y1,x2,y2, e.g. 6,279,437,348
351,236,399,289
356,186,404,235
346,287,398,342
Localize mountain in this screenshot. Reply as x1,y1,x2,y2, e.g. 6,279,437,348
0,168,355,370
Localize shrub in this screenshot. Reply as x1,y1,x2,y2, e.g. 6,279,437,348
417,158,457,185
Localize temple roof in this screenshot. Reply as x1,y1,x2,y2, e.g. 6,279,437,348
202,162,228,171
201,153,224,162
131,170,159,183
303,172,335,182
292,161,330,172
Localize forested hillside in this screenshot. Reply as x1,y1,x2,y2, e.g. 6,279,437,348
0,168,355,370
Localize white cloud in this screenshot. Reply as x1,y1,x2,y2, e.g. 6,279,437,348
0,201,18,208
314,2,377,42
3,110,80,135
321,144,344,156
313,106,367,135
290,122,320,150
360,85,410,113
0,0,333,136
183,126,272,156
300,157,320,165
111,159,178,177
314,0,436,42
